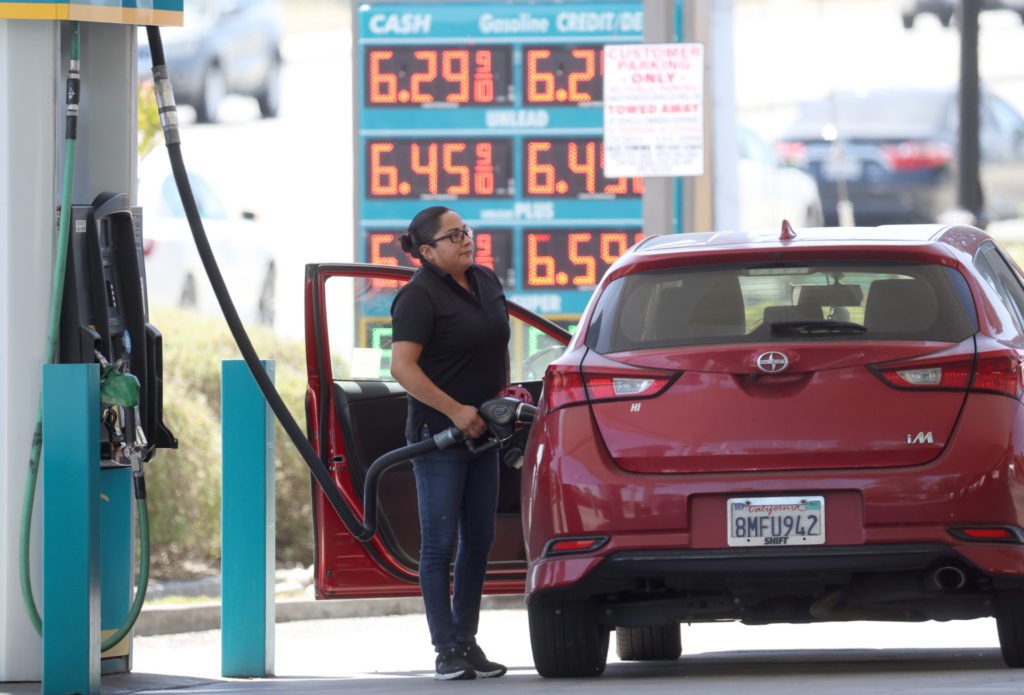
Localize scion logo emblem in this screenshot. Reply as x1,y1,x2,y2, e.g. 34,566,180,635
756,351,790,374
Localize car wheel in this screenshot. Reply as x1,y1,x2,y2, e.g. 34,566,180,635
195,64,226,124
996,592,1024,667
179,274,197,309
615,625,682,661
257,56,282,119
901,13,914,29
258,263,276,326
528,598,608,678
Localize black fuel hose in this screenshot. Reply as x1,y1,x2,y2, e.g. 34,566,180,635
360,427,464,537
146,27,388,542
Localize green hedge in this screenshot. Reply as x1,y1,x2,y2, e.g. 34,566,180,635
145,306,313,578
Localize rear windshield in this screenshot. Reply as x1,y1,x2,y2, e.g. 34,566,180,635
584,262,977,354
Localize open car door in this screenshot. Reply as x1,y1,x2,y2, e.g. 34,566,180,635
305,263,571,599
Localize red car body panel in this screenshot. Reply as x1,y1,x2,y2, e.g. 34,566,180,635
304,225,1024,676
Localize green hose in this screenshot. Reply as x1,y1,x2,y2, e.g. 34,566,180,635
101,497,150,651
18,20,80,636
19,21,152,651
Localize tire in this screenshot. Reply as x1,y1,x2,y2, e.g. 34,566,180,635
528,598,609,678
195,64,225,124
257,57,282,119
901,13,914,29
996,592,1024,667
257,263,276,326
939,9,953,27
615,624,682,661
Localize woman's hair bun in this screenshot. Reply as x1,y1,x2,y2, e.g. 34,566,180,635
399,232,413,252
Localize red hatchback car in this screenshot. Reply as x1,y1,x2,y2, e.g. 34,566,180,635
304,223,1024,678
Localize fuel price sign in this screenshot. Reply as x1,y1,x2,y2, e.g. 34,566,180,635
355,1,682,323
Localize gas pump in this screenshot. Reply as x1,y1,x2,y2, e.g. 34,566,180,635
60,190,177,460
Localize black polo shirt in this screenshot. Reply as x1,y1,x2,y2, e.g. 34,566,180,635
391,261,510,439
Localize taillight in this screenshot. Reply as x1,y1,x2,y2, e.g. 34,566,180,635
948,525,1024,543
872,352,1023,399
775,140,807,167
880,141,952,171
542,363,588,412
142,238,157,257
542,363,674,412
542,536,609,556
973,354,1024,398
584,375,671,401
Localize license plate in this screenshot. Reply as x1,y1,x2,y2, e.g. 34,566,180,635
727,496,825,547
822,158,862,181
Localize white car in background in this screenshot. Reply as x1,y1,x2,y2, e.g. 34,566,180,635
138,156,276,326
738,125,824,230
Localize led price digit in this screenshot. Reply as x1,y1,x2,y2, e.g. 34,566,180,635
524,138,645,197
364,229,512,287
523,45,603,105
365,46,513,106
524,229,644,288
366,139,513,198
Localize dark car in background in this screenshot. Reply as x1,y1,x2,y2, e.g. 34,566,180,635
137,0,284,123
901,0,1024,28
775,87,1024,227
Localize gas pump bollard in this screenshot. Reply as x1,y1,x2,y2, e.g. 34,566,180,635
221,359,275,677
42,363,101,695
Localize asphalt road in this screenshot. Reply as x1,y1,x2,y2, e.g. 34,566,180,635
7,610,1020,694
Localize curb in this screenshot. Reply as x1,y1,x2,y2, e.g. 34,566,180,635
135,594,526,636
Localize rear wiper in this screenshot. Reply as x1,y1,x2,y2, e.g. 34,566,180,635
770,320,867,336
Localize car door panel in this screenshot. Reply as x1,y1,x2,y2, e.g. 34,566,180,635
306,263,570,599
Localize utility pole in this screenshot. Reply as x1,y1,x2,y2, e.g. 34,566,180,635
958,0,982,225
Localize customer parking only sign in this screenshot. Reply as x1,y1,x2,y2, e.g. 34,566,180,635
603,42,704,177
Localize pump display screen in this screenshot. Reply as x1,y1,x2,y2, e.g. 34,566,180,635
523,228,643,288
365,138,514,198
364,46,514,106
356,1,671,318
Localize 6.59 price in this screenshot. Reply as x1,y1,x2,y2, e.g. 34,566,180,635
524,229,644,288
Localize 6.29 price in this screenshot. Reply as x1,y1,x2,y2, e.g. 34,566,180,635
365,46,513,106
524,229,644,288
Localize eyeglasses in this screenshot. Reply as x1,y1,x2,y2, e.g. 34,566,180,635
425,226,473,247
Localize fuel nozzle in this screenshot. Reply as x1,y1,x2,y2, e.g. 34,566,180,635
478,396,538,441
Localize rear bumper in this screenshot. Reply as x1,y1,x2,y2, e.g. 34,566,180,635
527,542,1024,625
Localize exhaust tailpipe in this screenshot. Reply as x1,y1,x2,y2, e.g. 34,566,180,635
932,565,967,591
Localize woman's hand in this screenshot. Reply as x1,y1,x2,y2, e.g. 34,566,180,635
451,404,488,439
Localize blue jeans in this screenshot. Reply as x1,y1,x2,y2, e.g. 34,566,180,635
412,424,499,651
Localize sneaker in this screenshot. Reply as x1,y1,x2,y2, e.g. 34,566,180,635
434,646,476,681
461,643,507,678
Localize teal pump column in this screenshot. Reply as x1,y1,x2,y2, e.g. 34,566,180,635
221,359,276,676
